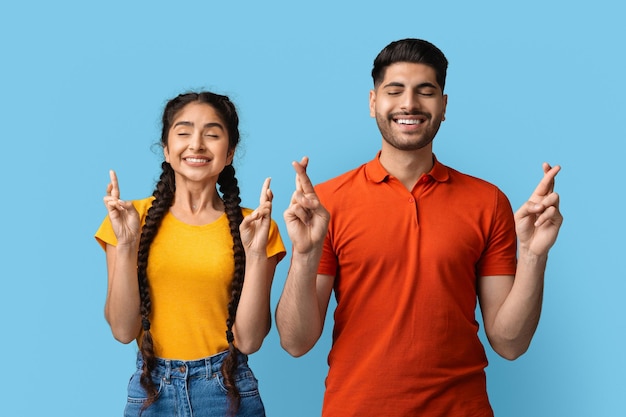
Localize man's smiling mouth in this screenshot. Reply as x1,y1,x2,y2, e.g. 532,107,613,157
395,118,423,125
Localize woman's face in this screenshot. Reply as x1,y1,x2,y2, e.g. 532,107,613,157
164,101,234,185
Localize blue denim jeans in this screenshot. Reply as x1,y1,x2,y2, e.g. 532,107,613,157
124,350,265,417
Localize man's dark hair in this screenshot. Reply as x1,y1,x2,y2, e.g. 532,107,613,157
372,38,448,91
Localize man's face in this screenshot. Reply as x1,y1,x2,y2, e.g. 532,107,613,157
369,62,447,152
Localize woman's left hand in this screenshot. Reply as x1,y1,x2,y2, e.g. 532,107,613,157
240,177,272,257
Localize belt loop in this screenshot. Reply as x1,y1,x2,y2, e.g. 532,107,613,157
164,360,171,383
204,357,211,379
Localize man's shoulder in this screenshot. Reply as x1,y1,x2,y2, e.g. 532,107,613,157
444,164,502,192
441,164,511,212
315,163,368,195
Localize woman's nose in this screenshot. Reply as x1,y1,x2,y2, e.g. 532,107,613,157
188,132,205,151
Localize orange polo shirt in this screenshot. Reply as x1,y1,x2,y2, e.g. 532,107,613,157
315,153,517,417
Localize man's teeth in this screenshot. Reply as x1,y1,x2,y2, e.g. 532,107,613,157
186,158,209,163
396,119,422,125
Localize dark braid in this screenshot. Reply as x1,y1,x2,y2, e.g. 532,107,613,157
137,162,176,412
134,91,244,414
218,164,246,416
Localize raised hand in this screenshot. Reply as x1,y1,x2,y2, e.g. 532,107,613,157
103,170,140,246
240,177,273,257
514,163,563,257
283,157,330,254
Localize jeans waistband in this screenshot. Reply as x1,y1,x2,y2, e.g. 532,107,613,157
135,350,249,381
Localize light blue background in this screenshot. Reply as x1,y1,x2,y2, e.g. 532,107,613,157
1,1,624,416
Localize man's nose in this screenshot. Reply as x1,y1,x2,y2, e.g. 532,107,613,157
400,92,420,112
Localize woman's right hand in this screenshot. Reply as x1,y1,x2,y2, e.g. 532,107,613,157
103,170,140,246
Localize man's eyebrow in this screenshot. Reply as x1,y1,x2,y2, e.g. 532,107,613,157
382,81,405,89
382,81,439,90
416,82,439,89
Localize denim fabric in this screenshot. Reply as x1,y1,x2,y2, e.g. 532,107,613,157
124,350,265,417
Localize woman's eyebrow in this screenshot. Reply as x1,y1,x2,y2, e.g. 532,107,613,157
173,121,194,128
172,121,224,129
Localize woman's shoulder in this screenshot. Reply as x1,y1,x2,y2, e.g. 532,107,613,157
131,196,156,214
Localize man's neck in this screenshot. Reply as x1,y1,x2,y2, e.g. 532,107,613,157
379,145,434,191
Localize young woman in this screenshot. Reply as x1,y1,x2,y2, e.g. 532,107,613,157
95,91,285,416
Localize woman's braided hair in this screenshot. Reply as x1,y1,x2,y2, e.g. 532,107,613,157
136,92,245,414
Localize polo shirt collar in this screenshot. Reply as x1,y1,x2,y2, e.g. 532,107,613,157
365,151,450,184
429,155,449,183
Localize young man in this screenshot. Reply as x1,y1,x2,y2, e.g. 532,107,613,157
278,38,563,417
